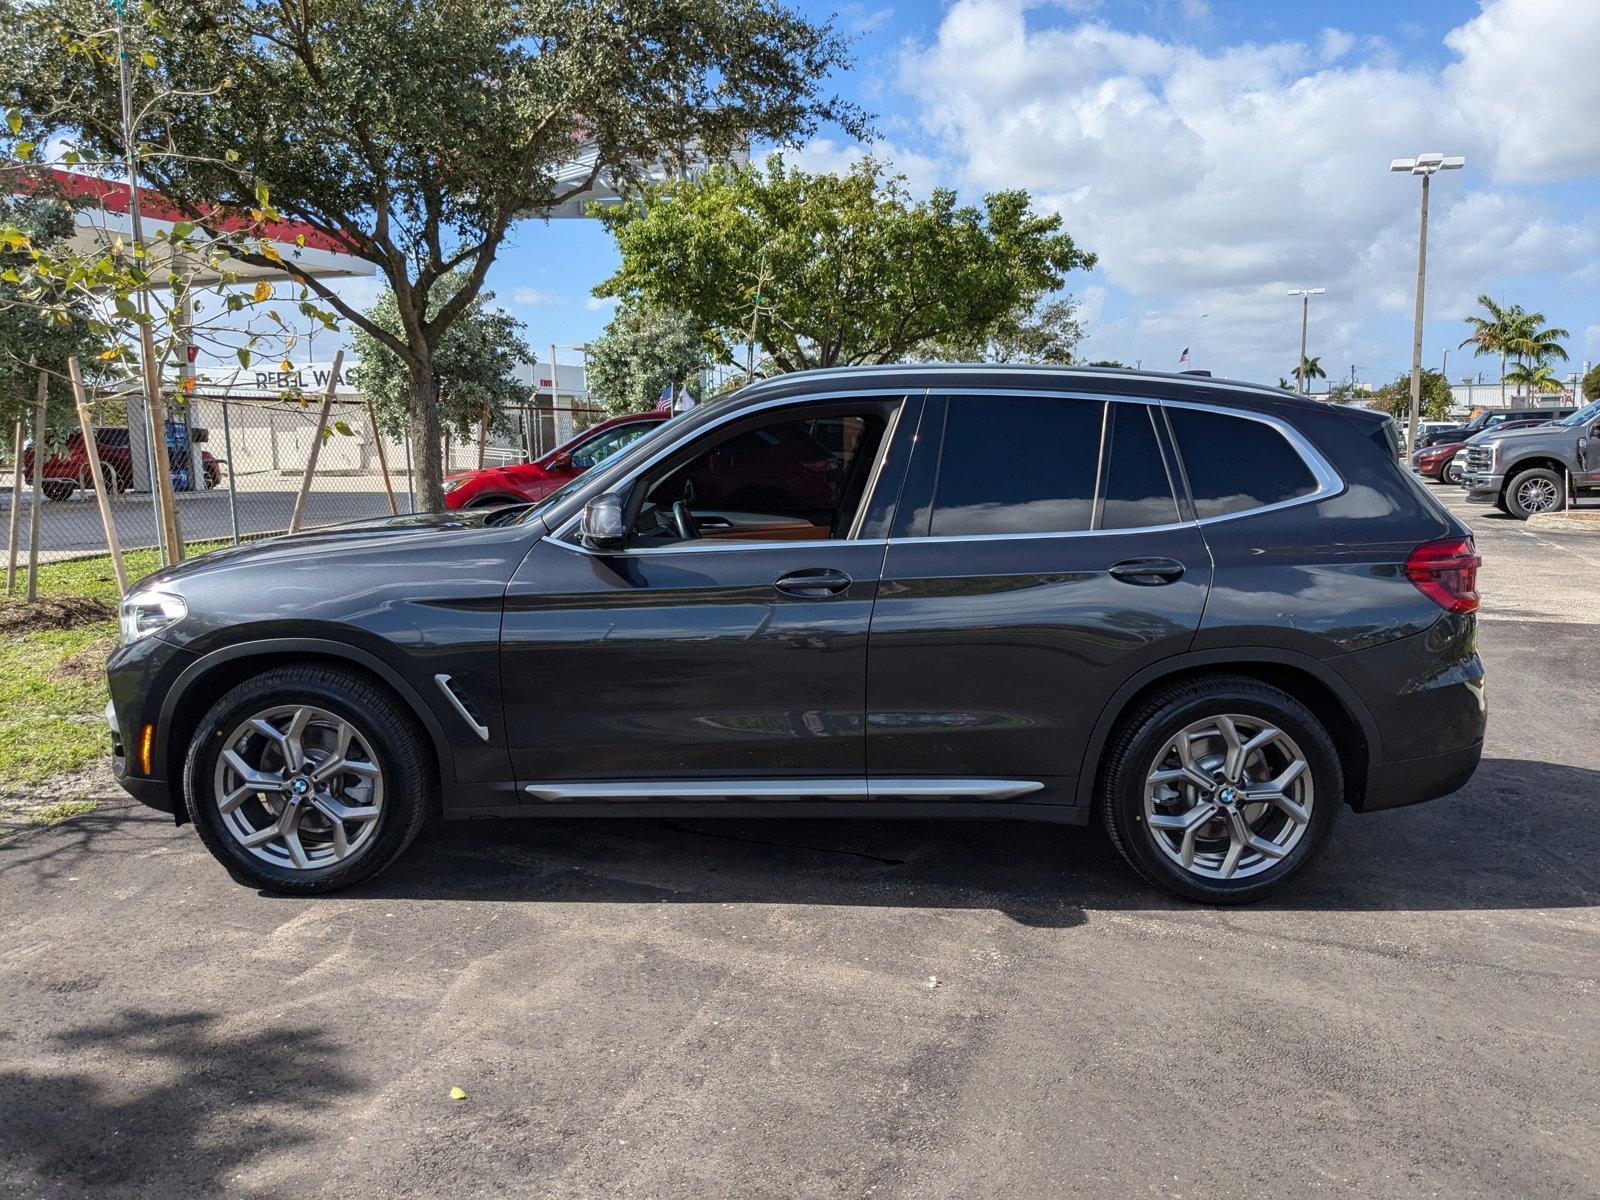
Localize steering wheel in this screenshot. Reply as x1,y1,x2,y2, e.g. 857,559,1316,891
671,500,701,540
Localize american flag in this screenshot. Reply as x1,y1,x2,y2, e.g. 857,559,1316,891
1178,347,1190,364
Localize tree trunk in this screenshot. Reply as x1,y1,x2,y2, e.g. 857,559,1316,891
406,365,445,512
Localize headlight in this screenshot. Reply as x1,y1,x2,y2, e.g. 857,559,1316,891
442,476,468,494
119,588,187,645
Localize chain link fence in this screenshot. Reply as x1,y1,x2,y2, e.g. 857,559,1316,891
2,390,613,568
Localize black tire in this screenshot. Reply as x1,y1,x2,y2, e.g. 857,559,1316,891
1098,674,1343,904
184,664,433,893
1441,456,1464,486
1502,467,1564,520
41,478,74,501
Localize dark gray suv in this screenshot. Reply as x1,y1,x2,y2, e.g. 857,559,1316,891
106,366,1486,903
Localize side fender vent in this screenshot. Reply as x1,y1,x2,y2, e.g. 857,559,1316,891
434,674,490,742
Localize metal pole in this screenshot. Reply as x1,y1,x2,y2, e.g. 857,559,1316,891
403,432,415,512
220,395,241,543
5,418,23,595
1297,294,1309,393
1406,173,1430,457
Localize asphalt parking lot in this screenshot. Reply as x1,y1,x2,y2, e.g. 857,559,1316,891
2,482,1596,1199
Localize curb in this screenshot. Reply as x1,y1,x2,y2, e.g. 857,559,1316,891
1526,510,1600,534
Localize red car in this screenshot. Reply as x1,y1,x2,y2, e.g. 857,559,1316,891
1410,418,1548,484
442,411,669,509
22,425,222,501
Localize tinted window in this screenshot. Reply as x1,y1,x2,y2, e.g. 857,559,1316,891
1167,407,1318,519
930,396,1102,536
570,422,652,469
1101,404,1179,530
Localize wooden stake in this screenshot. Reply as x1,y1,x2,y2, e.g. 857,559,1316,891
289,349,343,534
68,356,128,595
366,395,398,516
5,418,22,596
26,370,47,602
138,323,184,564
477,405,490,469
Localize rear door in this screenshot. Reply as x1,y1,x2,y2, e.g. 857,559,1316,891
865,393,1212,805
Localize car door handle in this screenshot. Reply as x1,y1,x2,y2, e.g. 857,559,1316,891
1108,557,1186,586
774,568,853,598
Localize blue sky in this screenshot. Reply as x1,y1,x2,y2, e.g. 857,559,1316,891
335,0,1600,388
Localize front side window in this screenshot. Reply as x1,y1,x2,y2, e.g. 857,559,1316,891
569,422,654,469
1167,406,1319,519
628,406,891,545
929,396,1102,536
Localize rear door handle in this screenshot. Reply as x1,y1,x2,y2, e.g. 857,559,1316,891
1108,557,1186,586
775,568,852,598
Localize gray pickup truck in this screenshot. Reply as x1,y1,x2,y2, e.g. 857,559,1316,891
1462,396,1600,518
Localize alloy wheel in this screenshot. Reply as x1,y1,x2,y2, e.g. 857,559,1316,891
1514,475,1560,514
212,705,385,870
1142,714,1314,881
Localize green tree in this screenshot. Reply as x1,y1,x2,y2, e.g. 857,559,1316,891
586,305,709,418
1502,361,1564,401
1582,363,1600,402
1459,294,1518,408
353,275,533,445
1370,368,1452,421
9,0,861,511
919,293,1085,364
1503,310,1569,390
1292,355,1325,391
595,155,1095,375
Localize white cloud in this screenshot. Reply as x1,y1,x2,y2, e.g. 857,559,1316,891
790,137,948,196
895,0,1600,379
584,295,618,312
513,286,557,307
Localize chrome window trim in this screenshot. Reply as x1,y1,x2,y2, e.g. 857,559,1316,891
547,389,915,556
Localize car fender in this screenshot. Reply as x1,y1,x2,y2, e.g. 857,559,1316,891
1071,646,1382,808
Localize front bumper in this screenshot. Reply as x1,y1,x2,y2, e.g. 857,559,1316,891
1462,471,1503,503
105,634,195,818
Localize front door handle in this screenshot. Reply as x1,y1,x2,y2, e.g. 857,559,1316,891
775,568,852,598
1108,557,1186,586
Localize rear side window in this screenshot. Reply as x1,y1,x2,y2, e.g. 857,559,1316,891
1100,404,1180,530
930,396,1102,536
1167,407,1319,519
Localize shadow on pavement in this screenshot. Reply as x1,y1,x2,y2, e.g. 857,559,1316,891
0,1009,361,1197
322,756,1599,923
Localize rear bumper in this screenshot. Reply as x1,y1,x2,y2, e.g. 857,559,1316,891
1358,739,1483,812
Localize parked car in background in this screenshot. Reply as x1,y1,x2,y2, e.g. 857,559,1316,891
1411,418,1549,484
1462,396,1600,518
441,411,668,510
107,365,1485,905
21,425,222,501
1419,406,1572,448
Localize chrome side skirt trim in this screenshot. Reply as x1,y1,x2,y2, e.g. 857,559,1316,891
521,777,1044,802
434,674,490,742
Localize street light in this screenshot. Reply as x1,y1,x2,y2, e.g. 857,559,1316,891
1287,288,1325,393
1390,152,1465,455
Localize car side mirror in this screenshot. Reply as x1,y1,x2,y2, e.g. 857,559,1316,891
579,494,627,551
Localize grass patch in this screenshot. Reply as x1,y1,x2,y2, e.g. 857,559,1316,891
24,798,98,825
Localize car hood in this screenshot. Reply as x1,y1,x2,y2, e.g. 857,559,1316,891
1469,423,1560,446
134,509,531,590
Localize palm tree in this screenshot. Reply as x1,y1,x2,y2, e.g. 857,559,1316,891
1503,361,1565,402
1291,355,1325,393
1459,295,1518,408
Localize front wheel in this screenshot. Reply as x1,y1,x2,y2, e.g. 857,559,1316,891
184,665,433,893
1441,456,1464,486
1099,676,1342,903
1503,467,1565,520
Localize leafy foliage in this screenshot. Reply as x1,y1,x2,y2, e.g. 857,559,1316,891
353,275,533,443
917,294,1084,364
8,0,861,509
585,305,709,417
1582,363,1600,402
595,154,1095,373
1369,368,1453,422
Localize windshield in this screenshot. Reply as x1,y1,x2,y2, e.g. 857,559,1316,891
1558,398,1600,428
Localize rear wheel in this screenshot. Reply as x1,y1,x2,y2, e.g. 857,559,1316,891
41,479,74,501
1099,676,1342,903
185,665,432,893
1504,467,1564,520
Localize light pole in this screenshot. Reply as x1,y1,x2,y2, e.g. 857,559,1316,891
1287,288,1324,393
1390,152,1465,455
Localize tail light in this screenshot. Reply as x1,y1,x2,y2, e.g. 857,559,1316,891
1404,536,1480,614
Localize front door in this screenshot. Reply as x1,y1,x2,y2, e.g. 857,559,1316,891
866,394,1213,805
500,396,915,796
